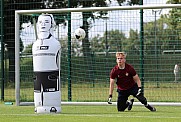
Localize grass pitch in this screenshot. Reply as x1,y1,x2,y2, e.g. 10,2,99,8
0,103,181,122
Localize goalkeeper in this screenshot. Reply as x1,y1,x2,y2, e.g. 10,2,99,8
108,52,156,112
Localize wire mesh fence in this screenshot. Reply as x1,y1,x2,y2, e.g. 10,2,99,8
1,0,181,103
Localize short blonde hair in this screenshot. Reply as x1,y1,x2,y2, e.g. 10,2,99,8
116,52,127,58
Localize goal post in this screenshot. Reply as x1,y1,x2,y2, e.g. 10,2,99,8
15,4,181,106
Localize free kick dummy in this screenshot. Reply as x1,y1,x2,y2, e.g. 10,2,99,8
32,13,61,113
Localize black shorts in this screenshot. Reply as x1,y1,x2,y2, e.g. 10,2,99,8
117,84,139,100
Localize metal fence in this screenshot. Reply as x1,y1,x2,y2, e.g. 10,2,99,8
1,0,181,104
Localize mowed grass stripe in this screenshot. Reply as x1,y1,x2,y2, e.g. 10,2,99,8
0,113,181,119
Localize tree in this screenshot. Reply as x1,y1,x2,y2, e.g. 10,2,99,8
91,29,127,53
71,0,140,57
164,0,181,50
141,0,181,55
124,29,140,54
3,0,140,82
107,29,127,52
4,0,67,82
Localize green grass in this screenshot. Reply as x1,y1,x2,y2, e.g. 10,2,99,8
0,103,181,122
3,82,181,102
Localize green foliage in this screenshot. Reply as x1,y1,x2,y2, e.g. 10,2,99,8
70,0,139,57
91,29,127,53
117,0,139,6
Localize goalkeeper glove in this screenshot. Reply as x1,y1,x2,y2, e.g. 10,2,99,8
136,87,142,96
108,95,112,104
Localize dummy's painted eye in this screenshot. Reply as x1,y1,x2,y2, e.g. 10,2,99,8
45,20,50,24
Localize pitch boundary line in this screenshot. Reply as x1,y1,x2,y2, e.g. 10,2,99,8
20,102,181,106
0,113,181,119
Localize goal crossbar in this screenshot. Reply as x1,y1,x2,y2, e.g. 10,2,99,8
15,4,181,15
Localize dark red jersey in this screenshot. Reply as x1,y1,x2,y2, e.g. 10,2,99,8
110,63,137,90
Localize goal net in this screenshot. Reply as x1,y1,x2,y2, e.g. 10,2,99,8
15,4,181,106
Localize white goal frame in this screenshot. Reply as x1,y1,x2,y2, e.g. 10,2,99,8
15,4,181,106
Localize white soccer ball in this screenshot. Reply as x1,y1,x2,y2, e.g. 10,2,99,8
74,28,86,40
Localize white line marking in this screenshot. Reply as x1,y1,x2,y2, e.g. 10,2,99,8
0,113,181,119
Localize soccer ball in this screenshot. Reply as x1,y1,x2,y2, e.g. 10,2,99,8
74,28,86,40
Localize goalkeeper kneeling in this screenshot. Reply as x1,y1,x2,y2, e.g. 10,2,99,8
108,52,156,112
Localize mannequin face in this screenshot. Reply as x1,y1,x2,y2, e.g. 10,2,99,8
38,15,52,32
